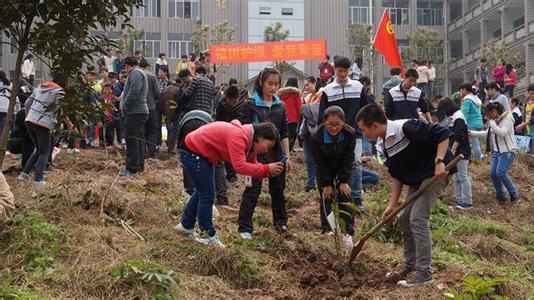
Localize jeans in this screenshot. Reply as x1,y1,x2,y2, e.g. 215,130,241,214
490,152,517,201
302,139,316,188
452,159,472,206
362,137,373,156
469,126,482,160
417,82,428,99
183,160,228,205
504,85,514,98
23,123,51,182
427,80,435,100
288,123,298,151
350,139,363,204
166,118,179,154
238,168,287,233
400,177,448,274
0,112,6,137
124,113,148,173
180,149,216,237
145,109,157,157
362,168,379,185
318,186,354,235
102,120,117,146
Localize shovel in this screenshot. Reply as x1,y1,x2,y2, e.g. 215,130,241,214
347,154,463,266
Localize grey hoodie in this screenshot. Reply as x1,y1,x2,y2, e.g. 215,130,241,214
121,67,148,115
25,82,64,130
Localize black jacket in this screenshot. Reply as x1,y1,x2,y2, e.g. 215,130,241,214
240,92,289,140
384,83,429,120
215,89,248,123
309,125,356,188
448,112,471,159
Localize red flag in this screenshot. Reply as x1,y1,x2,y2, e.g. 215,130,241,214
373,10,404,75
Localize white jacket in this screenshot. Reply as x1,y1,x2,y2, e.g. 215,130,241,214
471,113,517,153
21,59,35,78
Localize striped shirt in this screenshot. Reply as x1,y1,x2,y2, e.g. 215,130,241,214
384,84,428,120
182,74,216,114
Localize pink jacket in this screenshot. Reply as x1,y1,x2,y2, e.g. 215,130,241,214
185,120,270,178
505,69,517,87
492,64,506,83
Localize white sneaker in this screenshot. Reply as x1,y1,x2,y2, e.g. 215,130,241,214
342,234,354,247
174,223,196,238
239,232,253,240
196,235,225,248
33,181,46,188
18,172,30,182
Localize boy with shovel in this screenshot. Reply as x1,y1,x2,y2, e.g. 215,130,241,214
356,103,455,287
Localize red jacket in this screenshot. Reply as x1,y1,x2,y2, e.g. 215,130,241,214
492,64,505,83
185,120,270,178
278,87,302,123
505,69,517,87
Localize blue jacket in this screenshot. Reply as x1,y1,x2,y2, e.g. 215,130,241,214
461,94,483,129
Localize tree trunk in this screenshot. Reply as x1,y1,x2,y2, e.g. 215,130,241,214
0,42,28,168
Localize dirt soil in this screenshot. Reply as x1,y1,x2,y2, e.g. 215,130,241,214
0,148,532,299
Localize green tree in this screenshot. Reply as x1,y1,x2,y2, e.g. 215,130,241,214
209,20,236,77
191,23,211,53
479,38,524,79
347,23,374,78
405,27,442,64
263,22,292,76
0,0,140,167
116,28,145,56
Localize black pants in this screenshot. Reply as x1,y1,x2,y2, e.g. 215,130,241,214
156,107,163,146
103,120,117,146
125,113,148,173
23,123,51,182
224,161,237,180
479,80,487,101
166,117,179,154
183,162,228,204
145,109,157,158
238,171,287,233
21,133,34,168
288,122,298,152
319,186,354,235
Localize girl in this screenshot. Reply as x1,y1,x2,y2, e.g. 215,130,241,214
175,120,284,247
101,84,119,148
309,106,356,246
238,68,291,239
470,102,519,204
504,64,517,97
437,98,472,209
351,57,363,80
492,59,506,91
300,76,322,192
277,77,302,152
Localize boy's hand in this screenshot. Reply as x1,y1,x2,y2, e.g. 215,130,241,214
382,203,397,224
435,162,447,178
322,186,333,201
268,162,284,177
285,158,292,172
339,183,351,197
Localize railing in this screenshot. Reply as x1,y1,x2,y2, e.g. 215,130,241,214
483,0,492,10
529,22,534,33
473,4,482,17
516,26,527,39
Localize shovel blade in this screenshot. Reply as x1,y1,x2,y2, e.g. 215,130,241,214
348,238,365,265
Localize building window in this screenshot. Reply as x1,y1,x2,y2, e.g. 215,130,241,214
417,1,443,25
513,16,525,30
349,0,371,24
10,37,17,54
168,0,199,19
259,7,271,15
132,0,161,18
282,8,294,16
134,40,161,59
383,0,410,25
168,40,193,59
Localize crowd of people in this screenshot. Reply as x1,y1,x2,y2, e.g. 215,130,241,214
0,48,531,288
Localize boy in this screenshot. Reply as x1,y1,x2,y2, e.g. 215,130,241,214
356,103,454,287
384,69,430,122
317,56,368,209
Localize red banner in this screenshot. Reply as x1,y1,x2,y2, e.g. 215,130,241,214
209,40,327,63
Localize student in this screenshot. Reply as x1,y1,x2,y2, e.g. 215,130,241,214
101,84,119,148
459,83,483,160
18,76,75,186
504,64,516,97
356,103,455,287
300,76,322,192
238,68,291,239
277,77,302,152
384,69,431,122
317,56,368,209
510,98,524,135
470,102,519,205
485,82,511,112
309,106,356,246
215,85,247,183
492,59,506,90
175,120,284,247
437,98,472,209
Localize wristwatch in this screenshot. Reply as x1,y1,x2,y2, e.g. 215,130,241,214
435,158,445,164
